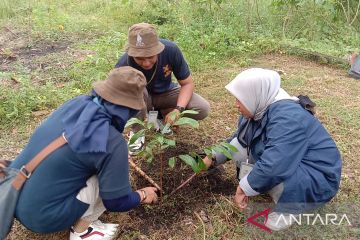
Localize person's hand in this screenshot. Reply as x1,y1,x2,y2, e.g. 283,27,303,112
202,156,213,170
234,185,248,210
164,109,181,125
137,187,158,204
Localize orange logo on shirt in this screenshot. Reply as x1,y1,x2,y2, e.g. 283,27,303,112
163,64,172,77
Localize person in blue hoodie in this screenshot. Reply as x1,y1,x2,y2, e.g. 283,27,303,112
203,68,342,231
10,67,158,240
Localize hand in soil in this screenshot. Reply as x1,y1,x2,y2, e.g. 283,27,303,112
202,156,213,170
164,109,181,125
234,185,248,210
139,187,159,204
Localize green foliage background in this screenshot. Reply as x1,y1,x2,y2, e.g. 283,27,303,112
0,0,359,126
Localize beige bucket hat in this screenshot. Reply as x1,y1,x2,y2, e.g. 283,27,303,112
93,66,146,110
126,23,165,57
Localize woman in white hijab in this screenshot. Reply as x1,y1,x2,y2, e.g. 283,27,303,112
203,68,341,231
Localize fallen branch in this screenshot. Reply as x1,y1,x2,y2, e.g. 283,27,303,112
128,157,162,192
280,44,349,69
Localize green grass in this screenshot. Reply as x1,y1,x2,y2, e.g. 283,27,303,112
1,0,359,127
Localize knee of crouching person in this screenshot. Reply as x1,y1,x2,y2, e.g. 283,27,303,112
194,101,211,120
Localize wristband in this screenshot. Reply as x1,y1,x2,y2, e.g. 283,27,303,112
175,105,185,113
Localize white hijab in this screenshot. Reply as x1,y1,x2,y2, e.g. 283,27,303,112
225,68,298,121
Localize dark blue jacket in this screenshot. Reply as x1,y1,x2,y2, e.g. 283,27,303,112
10,96,132,232
238,100,341,213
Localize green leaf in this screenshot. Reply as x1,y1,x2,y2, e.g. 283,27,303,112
174,117,199,128
147,122,156,130
146,155,154,163
128,129,145,145
137,149,146,158
179,154,200,173
198,158,207,171
161,123,171,134
125,117,145,128
193,153,207,172
160,145,170,150
145,146,154,163
155,134,164,144
147,139,158,147
168,111,178,122
221,148,233,159
189,151,197,158
168,157,176,168
213,145,232,159
220,142,239,153
180,109,199,116
204,148,212,157
163,138,176,146
212,145,223,153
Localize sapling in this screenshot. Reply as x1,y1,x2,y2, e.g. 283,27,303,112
125,110,200,198
168,141,238,196
125,110,238,197
125,110,199,164
174,141,238,173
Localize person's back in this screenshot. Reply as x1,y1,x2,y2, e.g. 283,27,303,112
8,67,159,240
11,96,129,233
266,100,341,201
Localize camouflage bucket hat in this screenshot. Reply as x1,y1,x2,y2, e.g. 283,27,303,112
93,66,146,110
126,23,165,57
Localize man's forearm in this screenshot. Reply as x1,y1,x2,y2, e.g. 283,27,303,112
177,82,194,107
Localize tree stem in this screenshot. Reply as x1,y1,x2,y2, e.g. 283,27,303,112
160,152,164,202
128,157,162,192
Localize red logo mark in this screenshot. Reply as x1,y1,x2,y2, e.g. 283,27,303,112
247,208,272,232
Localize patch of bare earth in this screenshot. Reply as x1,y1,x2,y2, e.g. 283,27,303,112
3,50,359,239
0,26,94,88
0,27,67,72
